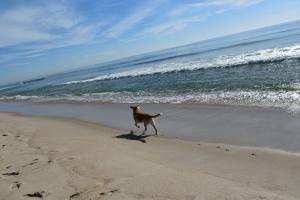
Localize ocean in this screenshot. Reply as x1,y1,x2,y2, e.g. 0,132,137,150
1,20,300,109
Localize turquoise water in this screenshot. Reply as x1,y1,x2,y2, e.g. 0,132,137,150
1,20,300,108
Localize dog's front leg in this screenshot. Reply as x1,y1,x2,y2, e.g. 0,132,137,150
135,121,140,128
142,122,148,135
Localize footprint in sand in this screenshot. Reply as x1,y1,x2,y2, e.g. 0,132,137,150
69,192,80,199
69,189,119,200
22,158,40,168
99,189,120,196
15,182,21,189
28,162,38,166
225,148,230,152
11,181,21,189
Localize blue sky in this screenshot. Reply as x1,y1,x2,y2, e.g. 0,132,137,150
0,0,300,85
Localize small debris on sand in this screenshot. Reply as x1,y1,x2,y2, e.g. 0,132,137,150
99,189,120,196
225,149,230,152
69,192,80,199
14,182,21,189
28,162,38,166
2,134,7,136
25,192,43,198
2,172,19,176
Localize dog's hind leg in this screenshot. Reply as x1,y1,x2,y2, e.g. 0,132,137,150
150,119,158,135
142,121,148,135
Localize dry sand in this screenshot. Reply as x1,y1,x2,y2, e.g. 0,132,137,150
1,112,300,200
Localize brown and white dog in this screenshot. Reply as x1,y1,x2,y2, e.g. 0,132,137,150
130,105,161,135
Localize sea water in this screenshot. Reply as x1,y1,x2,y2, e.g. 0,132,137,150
1,20,300,109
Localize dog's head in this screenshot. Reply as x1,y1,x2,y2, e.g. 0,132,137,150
130,105,140,112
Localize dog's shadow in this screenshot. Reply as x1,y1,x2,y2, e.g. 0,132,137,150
114,131,151,143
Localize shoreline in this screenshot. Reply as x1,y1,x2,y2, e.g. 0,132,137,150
0,98,297,111
1,112,300,199
2,110,300,157
0,101,300,152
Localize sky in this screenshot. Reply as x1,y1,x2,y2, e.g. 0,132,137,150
0,0,300,85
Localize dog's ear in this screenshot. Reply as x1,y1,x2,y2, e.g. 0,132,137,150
130,106,134,109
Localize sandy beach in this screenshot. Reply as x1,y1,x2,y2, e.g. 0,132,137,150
1,1,300,199
1,112,300,200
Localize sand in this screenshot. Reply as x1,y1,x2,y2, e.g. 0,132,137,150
0,102,300,152
1,112,300,200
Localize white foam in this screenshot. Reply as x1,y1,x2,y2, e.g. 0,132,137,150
0,95,40,101
59,44,300,85
2,90,300,115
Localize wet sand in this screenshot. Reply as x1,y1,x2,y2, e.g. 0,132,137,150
1,112,300,200
0,102,300,152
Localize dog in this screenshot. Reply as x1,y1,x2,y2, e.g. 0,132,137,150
130,105,161,135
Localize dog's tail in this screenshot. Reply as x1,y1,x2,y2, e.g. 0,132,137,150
151,113,162,118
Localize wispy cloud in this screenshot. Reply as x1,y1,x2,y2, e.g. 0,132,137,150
0,1,110,64
0,2,81,47
190,0,264,7
138,14,209,36
104,0,165,38
0,0,266,67
168,0,264,17
135,0,264,38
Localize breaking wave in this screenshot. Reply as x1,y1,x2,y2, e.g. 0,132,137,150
59,44,300,85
